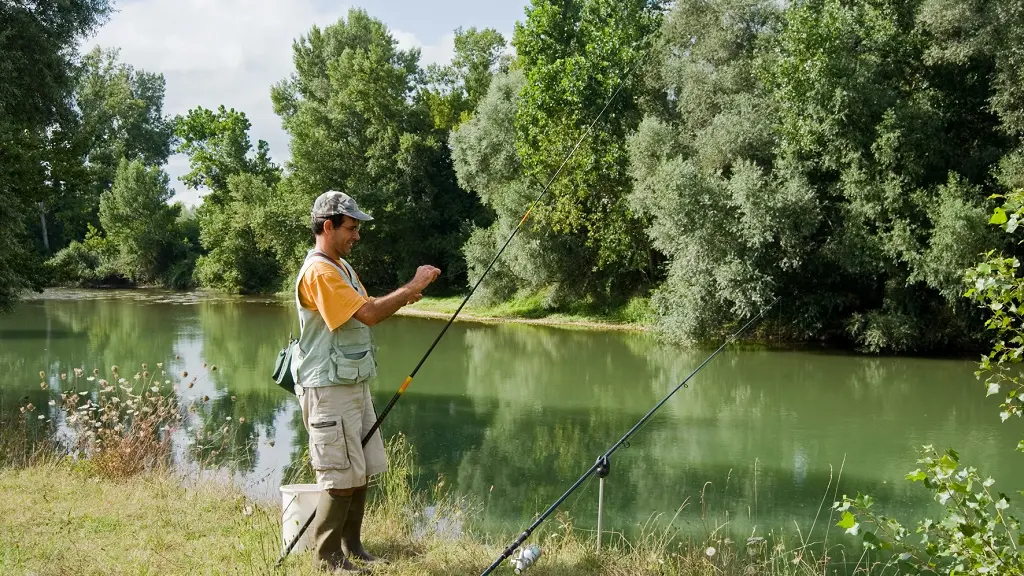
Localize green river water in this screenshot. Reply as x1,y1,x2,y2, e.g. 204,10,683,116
1,289,1021,547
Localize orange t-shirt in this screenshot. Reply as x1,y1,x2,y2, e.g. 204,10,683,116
298,258,369,331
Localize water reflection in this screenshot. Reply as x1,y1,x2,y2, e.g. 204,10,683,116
1,290,1021,543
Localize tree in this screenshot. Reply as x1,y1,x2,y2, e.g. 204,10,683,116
48,47,174,249
510,0,663,303
174,105,279,205
629,0,1019,351
98,158,180,283
421,27,508,131
173,105,282,293
272,8,486,292
0,0,111,313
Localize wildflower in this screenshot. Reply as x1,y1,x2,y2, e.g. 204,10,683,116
268,440,275,447
231,396,236,401
39,371,45,379
182,371,188,378
111,365,119,373
60,373,66,381
202,395,209,402
222,426,229,434
157,362,163,369
151,386,159,393
93,368,100,376
706,547,716,558
188,381,194,389
238,417,246,424
164,380,170,385
134,373,141,380
87,376,95,382
38,415,46,420
74,368,83,377
143,371,150,379
48,400,56,406
142,363,148,370
25,403,35,412
226,416,232,421
40,382,47,390
175,355,180,360
211,365,217,371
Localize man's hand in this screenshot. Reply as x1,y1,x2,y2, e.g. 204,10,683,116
353,264,441,326
409,265,441,292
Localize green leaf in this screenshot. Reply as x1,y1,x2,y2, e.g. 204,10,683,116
1017,440,1024,453
907,469,927,482
838,511,856,529
991,207,1008,225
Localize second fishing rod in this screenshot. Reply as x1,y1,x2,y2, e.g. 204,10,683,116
275,50,651,566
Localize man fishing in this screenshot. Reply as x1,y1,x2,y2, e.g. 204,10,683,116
292,190,441,572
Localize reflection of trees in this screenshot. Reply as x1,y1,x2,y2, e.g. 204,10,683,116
194,300,296,472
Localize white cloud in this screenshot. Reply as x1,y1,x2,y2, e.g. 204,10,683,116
85,0,459,206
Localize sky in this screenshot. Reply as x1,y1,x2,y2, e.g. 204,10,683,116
85,0,530,206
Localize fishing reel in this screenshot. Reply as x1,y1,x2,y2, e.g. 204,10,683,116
509,543,542,573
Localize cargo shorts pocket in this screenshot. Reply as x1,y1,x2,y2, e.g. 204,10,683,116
309,415,351,470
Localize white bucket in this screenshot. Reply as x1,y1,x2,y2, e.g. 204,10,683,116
281,483,320,553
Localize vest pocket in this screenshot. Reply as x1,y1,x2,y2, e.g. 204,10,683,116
309,415,351,470
328,349,377,385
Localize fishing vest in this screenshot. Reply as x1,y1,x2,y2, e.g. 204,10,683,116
292,250,377,388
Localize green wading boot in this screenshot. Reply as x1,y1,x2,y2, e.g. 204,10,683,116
341,487,385,564
312,491,370,574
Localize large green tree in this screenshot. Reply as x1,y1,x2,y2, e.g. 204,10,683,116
510,0,663,302
48,47,174,249
173,105,283,293
271,8,486,292
98,158,181,283
629,0,1023,351
0,0,111,312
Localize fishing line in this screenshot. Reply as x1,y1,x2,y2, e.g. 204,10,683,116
479,297,780,576
276,45,654,567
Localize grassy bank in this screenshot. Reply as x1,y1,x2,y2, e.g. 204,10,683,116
400,290,655,332
0,436,856,576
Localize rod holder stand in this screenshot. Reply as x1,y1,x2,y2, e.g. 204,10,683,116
596,456,610,552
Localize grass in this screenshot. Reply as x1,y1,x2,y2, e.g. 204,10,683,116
403,289,656,331
0,427,873,576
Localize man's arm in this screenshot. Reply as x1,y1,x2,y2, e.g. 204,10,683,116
352,265,440,327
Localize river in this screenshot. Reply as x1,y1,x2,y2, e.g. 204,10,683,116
1,289,1020,545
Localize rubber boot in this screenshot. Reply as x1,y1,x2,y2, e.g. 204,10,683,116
312,490,368,573
341,486,384,564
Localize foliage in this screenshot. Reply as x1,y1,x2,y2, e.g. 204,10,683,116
49,46,174,248
192,174,284,293
272,8,487,293
173,105,279,205
510,0,662,301
173,106,282,293
421,27,509,131
98,158,181,284
0,0,111,313
629,0,1019,351
837,191,1024,574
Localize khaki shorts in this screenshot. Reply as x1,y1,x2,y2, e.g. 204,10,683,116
299,382,388,490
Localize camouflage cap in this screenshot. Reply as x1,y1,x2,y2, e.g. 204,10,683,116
311,190,373,221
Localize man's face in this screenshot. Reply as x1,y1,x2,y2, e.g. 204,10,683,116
328,215,361,257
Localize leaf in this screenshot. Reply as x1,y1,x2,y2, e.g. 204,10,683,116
907,469,927,482
1017,440,1024,453
996,498,1009,510
838,511,856,529
987,382,1000,396
991,207,1008,225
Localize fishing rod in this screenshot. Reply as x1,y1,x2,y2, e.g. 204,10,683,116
480,296,781,576
275,48,651,568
